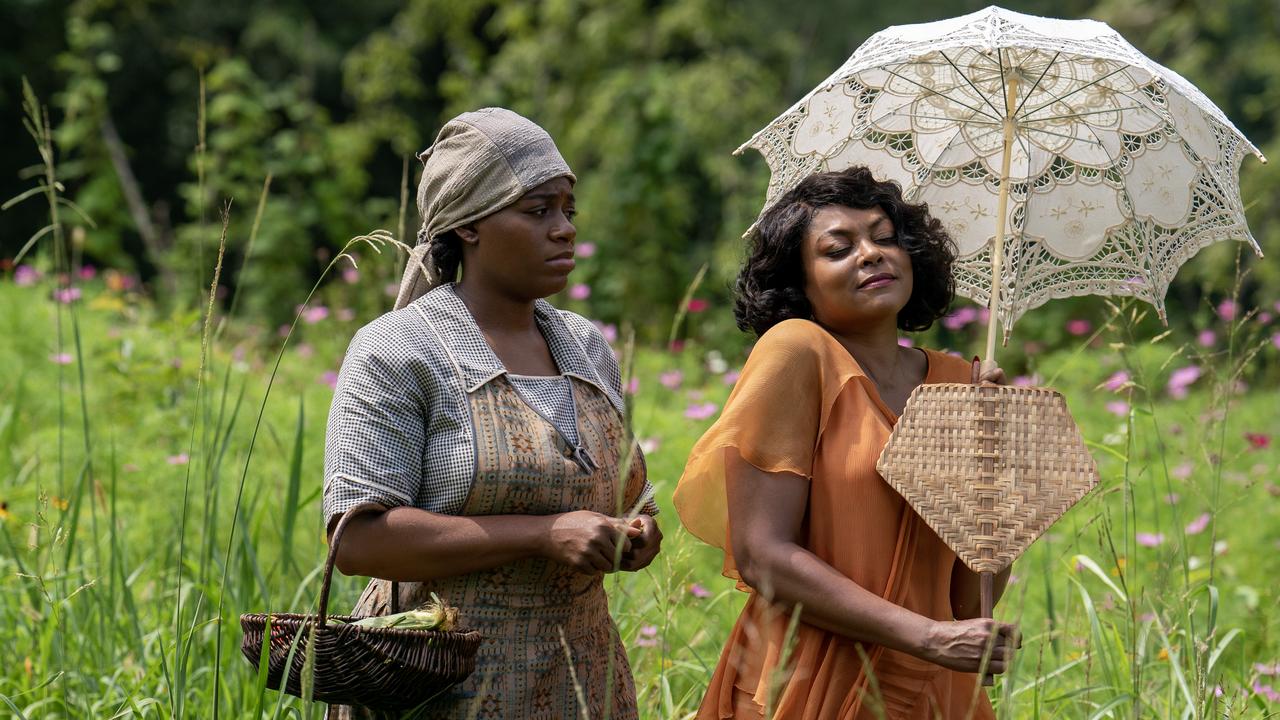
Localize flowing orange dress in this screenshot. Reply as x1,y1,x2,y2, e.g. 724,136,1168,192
674,319,995,720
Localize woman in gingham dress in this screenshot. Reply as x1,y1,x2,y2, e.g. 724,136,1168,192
323,108,661,719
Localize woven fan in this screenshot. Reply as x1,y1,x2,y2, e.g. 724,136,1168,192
876,367,1099,682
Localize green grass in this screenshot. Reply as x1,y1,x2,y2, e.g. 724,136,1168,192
1,269,1279,719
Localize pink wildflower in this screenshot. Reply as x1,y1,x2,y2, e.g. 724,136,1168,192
688,583,711,599
625,378,639,395
639,437,660,454
1217,299,1238,322
1166,366,1201,399
1104,370,1130,392
1185,513,1211,535
1255,662,1280,676
1066,318,1092,336
1253,681,1280,703
167,454,190,466
337,308,356,322
53,287,81,304
1165,493,1181,505
77,265,97,280
684,402,718,421
687,298,709,313
723,369,741,385
659,370,683,390
1245,432,1271,450
14,265,39,286
575,242,596,258
1136,532,1164,547
301,305,329,324
49,353,73,365
1197,329,1216,347
1106,401,1130,416
341,267,359,284
592,321,618,344
320,371,339,390
568,284,591,300
1172,462,1193,480
942,306,978,331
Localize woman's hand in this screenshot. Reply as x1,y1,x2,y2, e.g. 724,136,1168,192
620,514,662,571
541,510,641,574
919,618,1020,674
977,359,1007,385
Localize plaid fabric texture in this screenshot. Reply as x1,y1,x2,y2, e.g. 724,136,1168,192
323,283,654,528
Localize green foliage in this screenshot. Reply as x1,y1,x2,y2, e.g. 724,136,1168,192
2,275,1280,716
1091,0,1280,300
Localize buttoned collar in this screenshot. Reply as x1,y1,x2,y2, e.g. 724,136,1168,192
412,283,610,398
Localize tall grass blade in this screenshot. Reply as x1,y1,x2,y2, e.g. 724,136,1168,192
281,397,305,573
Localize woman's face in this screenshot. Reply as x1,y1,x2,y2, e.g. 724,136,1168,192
800,204,914,333
458,176,577,300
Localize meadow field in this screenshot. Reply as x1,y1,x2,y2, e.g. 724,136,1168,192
4,0,1280,716
1,251,1278,719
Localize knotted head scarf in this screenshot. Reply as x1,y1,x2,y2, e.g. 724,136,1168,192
393,107,576,310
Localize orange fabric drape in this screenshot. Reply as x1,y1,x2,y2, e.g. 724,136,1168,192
674,319,995,720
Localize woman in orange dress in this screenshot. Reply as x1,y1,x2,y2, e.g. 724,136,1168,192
675,167,1017,719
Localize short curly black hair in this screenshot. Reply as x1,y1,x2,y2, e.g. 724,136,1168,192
733,166,956,336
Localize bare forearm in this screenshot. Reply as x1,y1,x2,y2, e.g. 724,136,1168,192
950,560,1011,620
334,506,548,582
741,543,933,657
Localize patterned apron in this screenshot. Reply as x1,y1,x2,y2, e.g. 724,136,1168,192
328,374,646,720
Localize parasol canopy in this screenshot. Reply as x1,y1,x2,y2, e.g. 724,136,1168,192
738,5,1267,357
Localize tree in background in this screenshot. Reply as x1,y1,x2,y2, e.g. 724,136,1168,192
3,0,1272,339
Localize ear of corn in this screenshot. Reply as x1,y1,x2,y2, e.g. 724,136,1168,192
340,593,459,631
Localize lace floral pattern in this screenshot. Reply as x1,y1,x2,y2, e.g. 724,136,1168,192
740,6,1264,338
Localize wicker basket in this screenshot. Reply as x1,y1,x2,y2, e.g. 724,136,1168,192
240,504,482,710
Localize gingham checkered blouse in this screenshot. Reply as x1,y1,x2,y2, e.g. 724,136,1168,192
322,283,655,528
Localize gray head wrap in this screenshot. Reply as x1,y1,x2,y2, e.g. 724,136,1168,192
393,107,576,309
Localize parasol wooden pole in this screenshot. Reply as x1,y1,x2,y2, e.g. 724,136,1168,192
984,72,1021,365
980,571,996,686
979,71,1020,675
972,356,1001,686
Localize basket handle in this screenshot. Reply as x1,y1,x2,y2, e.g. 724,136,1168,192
319,503,401,628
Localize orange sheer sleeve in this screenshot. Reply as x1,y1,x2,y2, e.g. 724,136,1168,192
673,319,860,584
